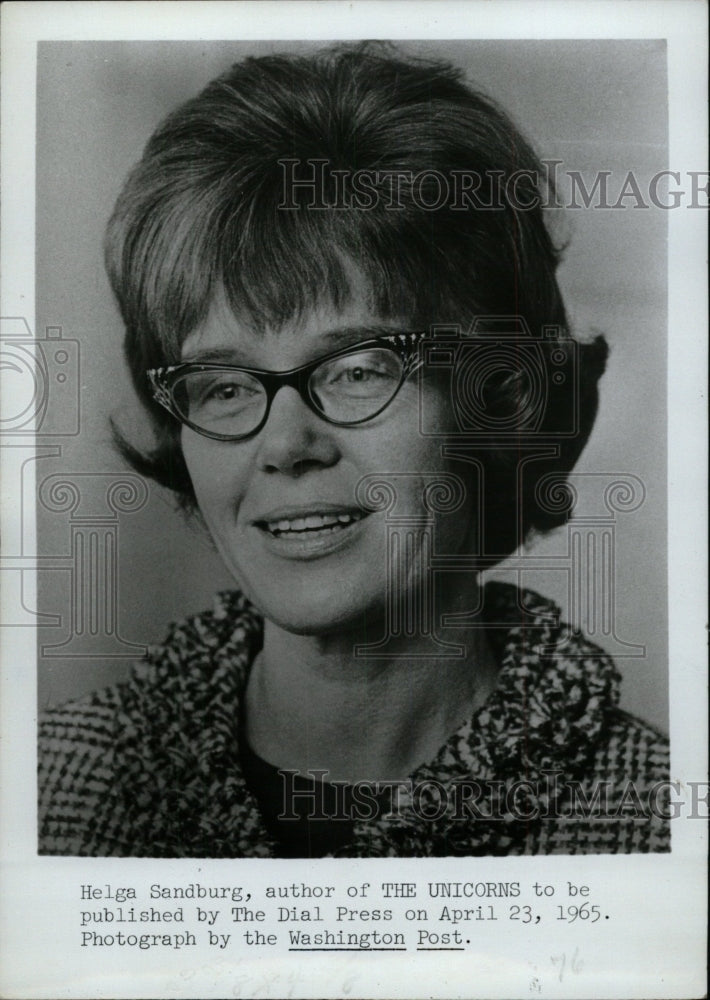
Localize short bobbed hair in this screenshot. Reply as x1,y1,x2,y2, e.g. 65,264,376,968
105,42,607,563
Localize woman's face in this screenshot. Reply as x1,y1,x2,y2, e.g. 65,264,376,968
180,288,477,637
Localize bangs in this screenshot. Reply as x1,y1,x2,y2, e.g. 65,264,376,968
108,167,470,366
105,41,565,383
217,193,409,337
217,185,470,338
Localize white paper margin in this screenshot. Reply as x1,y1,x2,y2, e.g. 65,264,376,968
1,2,707,998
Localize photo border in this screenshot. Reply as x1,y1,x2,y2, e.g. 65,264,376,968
1,3,707,998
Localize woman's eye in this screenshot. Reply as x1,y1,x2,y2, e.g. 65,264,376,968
205,381,250,400
333,365,391,384
312,349,403,403
325,352,400,385
186,374,262,410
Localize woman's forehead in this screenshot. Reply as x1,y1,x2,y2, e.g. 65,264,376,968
180,274,408,361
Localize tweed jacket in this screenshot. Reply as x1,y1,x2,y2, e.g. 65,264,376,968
38,583,670,857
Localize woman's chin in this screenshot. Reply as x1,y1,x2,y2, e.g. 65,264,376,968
250,588,386,639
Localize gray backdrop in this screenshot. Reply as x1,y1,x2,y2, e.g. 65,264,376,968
34,39,668,732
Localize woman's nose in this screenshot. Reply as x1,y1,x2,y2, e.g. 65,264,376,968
255,386,341,476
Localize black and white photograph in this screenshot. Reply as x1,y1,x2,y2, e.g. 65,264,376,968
0,1,707,997
34,35,673,860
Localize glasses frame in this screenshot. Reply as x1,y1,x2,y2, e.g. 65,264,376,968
147,330,427,442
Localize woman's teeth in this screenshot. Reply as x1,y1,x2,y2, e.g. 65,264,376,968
265,511,364,536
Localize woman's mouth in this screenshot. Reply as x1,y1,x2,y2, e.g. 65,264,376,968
252,507,372,558
262,510,366,538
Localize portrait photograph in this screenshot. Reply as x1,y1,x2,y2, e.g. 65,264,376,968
34,36,671,860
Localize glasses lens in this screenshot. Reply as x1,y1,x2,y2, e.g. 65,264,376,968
172,369,267,437
310,347,404,422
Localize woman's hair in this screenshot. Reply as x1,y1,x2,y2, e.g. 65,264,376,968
105,41,608,562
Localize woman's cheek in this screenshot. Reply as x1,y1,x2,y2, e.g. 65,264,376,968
182,432,245,510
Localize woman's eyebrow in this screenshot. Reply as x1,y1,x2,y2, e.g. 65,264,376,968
319,324,410,345
180,346,251,365
180,326,406,364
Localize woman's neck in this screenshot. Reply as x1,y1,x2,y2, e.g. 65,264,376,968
244,583,499,783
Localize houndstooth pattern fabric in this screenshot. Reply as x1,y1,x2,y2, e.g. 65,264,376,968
38,583,670,857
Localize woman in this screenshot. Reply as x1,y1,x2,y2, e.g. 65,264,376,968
38,42,669,857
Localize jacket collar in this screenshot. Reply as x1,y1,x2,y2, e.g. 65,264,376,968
115,582,620,856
